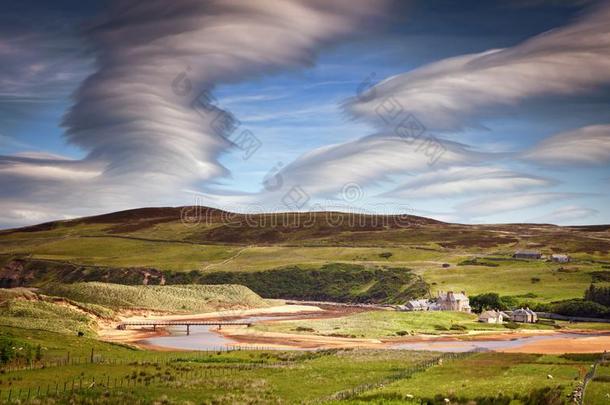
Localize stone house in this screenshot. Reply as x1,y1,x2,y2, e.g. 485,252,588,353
436,291,471,312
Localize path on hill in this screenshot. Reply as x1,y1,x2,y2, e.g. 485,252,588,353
201,245,251,271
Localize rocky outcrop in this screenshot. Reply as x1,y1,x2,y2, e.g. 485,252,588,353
0,257,166,287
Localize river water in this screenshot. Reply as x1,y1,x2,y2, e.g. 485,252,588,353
143,314,608,352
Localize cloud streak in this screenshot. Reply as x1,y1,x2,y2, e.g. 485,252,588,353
345,1,610,131
522,124,610,166
383,167,555,199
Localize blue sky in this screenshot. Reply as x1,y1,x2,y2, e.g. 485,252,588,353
0,0,609,227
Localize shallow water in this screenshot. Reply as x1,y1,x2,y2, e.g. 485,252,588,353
389,332,604,352
143,315,297,351
143,314,608,352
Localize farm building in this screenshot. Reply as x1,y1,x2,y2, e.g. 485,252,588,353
550,254,570,263
478,310,507,324
513,250,542,259
510,308,538,323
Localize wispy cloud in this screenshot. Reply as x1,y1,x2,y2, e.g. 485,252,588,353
521,124,610,166
345,1,610,131
455,192,588,217
529,204,599,224
382,166,556,199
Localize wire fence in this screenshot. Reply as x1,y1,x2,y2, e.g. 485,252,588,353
579,352,609,405
313,350,481,404
0,344,286,374
0,359,294,403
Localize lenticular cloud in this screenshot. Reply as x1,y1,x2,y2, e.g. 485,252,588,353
63,0,387,185
345,1,610,131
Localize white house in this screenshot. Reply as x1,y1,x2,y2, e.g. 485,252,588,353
478,310,507,324
551,254,570,263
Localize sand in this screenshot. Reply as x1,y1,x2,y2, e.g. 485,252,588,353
99,305,610,354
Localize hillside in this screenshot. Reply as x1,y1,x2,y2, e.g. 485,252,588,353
1,206,609,305
0,283,270,336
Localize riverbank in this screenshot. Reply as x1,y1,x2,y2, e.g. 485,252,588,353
99,304,610,353
98,303,324,347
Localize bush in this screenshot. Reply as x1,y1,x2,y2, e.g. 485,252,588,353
449,324,467,331
470,293,516,312
189,263,429,304
504,322,519,329
551,299,609,318
395,330,408,336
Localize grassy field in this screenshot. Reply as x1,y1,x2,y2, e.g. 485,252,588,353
343,352,590,404
1,206,610,306
252,310,556,338
417,259,600,302
0,283,270,338
1,238,608,306
0,326,603,404
586,361,610,404
0,327,442,404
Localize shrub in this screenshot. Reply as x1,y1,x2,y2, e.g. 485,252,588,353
470,293,516,312
395,330,408,336
551,299,609,318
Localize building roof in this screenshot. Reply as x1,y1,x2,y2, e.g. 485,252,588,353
438,291,468,302
512,307,536,315
514,250,541,255
551,254,569,258
479,310,503,320
407,299,430,309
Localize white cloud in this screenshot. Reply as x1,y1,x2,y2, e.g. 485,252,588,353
269,134,483,199
455,192,584,217
521,124,610,166
345,1,610,131
0,0,390,228
383,166,554,198
529,204,598,224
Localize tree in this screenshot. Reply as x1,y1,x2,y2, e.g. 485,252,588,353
470,293,505,313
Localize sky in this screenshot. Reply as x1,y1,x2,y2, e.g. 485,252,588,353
1,0,609,228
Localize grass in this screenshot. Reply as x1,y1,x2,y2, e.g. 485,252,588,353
40,282,270,312
252,310,552,338
0,335,601,405
586,361,610,404
417,258,600,302
0,336,441,404
0,300,97,336
346,352,589,403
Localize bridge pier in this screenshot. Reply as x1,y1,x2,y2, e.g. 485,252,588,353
186,324,190,336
